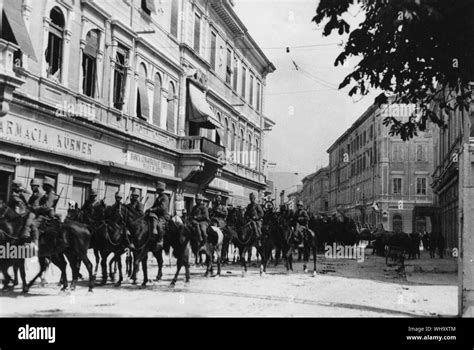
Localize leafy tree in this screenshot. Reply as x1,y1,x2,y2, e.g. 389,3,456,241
313,0,474,140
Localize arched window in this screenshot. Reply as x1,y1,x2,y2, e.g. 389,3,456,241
231,124,236,153
152,73,162,126
393,214,403,233
225,118,229,150
46,7,65,81
247,133,252,168
136,63,149,120
82,29,99,97
240,129,245,164
255,138,260,171
166,81,176,133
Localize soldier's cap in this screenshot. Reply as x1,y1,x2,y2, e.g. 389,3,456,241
90,189,98,196
30,179,41,186
297,200,304,206
43,176,55,188
131,188,140,196
115,191,124,198
12,179,23,188
156,182,166,191
249,193,256,199
196,193,204,200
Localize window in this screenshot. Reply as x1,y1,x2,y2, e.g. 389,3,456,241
416,144,426,162
256,82,261,112
82,30,99,98
152,74,162,126
247,134,252,167
72,180,91,207
226,49,232,84
113,44,128,110
141,0,155,16
45,7,65,81
231,124,236,153
369,125,373,140
240,130,245,164
170,0,179,37
104,183,120,206
249,75,254,106
233,57,239,91
210,32,217,70
193,13,201,53
136,63,149,120
416,177,427,195
363,131,366,145
241,66,246,98
392,178,402,195
166,82,176,132
392,144,403,162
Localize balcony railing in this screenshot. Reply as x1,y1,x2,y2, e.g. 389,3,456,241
178,136,224,159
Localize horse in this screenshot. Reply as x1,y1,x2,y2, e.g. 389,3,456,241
165,215,199,286
231,208,268,276
0,207,29,293
262,208,283,266
27,216,95,292
123,206,163,287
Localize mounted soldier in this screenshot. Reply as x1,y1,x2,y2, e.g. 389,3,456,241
292,200,309,241
210,193,227,230
190,193,210,245
6,179,37,241
147,181,170,248
105,191,132,248
36,176,59,219
27,179,42,211
127,188,144,215
244,192,264,246
81,189,102,224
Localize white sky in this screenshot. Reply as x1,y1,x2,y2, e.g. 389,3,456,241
234,0,379,175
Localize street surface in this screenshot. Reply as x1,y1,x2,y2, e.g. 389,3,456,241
0,250,457,317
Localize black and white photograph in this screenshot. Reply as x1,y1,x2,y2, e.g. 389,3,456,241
0,0,473,340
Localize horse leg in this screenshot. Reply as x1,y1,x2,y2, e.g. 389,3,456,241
154,248,163,281
64,252,79,291
79,252,94,292
1,266,12,291
204,252,210,277
115,252,123,287
171,258,182,287
93,248,100,278
184,247,191,283
13,265,19,286
141,254,148,288
100,251,109,285
19,261,28,293
216,247,221,276
27,256,49,290
51,254,68,291
108,254,116,282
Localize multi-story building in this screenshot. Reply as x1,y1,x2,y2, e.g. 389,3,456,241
327,100,435,233
0,0,275,217
300,167,328,214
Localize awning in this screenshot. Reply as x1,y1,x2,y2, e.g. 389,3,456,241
187,83,222,130
3,0,37,61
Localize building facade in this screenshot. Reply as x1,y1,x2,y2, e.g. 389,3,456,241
0,0,275,217
327,101,435,233
300,167,328,214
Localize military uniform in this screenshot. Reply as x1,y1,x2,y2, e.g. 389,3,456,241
245,197,264,241
126,198,144,215
293,205,309,241
211,202,227,229
37,191,58,217
191,199,210,243
8,191,28,216
8,180,37,241
27,192,41,211
82,196,102,222
148,182,170,244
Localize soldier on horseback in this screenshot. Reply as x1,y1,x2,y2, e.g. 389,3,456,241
292,200,309,242
210,193,227,230
244,193,264,246
147,181,170,248
7,179,37,241
105,191,132,248
36,176,59,219
190,193,210,246
127,188,144,215
27,179,42,211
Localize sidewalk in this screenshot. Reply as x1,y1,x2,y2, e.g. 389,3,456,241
404,252,457,273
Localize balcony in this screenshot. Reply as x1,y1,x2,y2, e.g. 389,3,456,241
177,136,225,187
178,136,224,159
